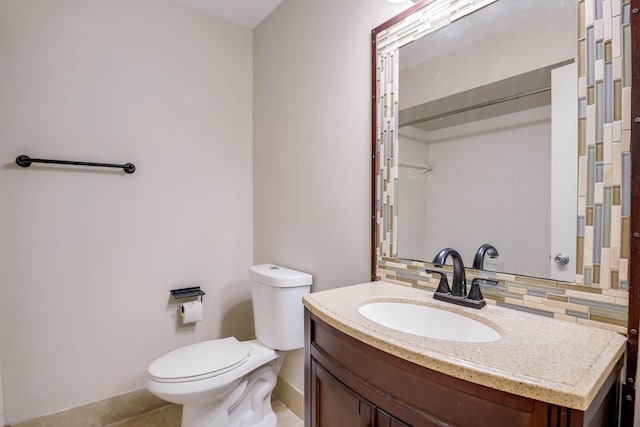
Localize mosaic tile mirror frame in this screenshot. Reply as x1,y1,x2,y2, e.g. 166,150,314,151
371,0,635,332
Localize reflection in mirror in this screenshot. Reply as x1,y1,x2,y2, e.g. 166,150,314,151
395,0,578,281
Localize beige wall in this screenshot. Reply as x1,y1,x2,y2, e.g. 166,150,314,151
0,366,4,426
253,0,407,393
0,0,253,423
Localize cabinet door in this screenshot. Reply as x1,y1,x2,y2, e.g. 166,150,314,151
376,408,411,427
310,359,374,427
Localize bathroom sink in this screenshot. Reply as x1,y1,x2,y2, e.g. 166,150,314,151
358,302,501,343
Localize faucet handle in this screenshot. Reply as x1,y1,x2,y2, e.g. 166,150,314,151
467,278,486,302
472,277,499,287
425,269,451,294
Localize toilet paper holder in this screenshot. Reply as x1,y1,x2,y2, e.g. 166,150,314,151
170,286,205,303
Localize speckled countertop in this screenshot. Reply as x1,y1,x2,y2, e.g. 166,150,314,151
302,281,627,411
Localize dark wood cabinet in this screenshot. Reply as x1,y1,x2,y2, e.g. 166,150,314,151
305,309,621,427
310,358,410,427
311,359,362,426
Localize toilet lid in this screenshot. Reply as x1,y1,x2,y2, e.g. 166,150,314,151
148,337,249,382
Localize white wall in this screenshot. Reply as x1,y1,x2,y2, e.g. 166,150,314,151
0,0,253,423
397,129,430,260
253,0,407,394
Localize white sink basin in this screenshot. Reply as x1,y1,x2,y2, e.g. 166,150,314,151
358,302,501,343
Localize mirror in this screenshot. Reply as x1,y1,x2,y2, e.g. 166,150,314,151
396,0,577,281
373,0,633,291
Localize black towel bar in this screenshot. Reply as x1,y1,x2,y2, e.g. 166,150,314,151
15,154,135,174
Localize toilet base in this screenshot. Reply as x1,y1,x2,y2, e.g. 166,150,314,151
180,353,284,427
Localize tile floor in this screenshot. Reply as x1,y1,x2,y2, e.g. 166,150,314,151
103,398,303,427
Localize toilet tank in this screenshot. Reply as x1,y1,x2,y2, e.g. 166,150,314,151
249,264,312,351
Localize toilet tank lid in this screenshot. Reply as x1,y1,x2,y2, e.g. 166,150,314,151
249,264,312,287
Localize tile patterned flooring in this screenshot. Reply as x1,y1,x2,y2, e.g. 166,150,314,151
103,398,303,427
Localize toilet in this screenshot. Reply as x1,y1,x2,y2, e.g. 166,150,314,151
146,264,312,427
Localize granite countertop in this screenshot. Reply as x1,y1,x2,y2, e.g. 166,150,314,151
302,281,627,411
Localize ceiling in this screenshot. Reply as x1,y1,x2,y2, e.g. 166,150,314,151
176,0,283,29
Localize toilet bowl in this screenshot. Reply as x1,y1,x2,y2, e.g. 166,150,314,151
146,264,312,427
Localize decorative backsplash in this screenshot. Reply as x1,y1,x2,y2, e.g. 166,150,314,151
378,258,627,333
576,0,632,290
373,0,630,331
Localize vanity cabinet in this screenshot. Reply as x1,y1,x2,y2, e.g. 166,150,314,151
311,359,409,427
305,310,621,427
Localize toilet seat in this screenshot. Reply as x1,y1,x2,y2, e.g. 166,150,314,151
148,337,249,383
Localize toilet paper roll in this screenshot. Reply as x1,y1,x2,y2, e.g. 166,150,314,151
180,301,203,323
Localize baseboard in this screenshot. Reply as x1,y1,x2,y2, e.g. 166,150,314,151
273,375,303,420
5,389,170,427
6,379,302,427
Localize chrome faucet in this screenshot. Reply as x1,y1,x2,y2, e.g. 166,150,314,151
432,248,467,297
472,243,499,270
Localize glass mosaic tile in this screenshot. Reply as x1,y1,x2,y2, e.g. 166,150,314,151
603,187,612,247
587,26,596,85
594,204,603,263
578,216,586,237
585,267,593,285
497,302,555,318
613,80,622,121
621,217,630,258
622,2,631,25
622,152,631,216
595,0,603,20
623,24,631,87
587,146,596,204
596,163,604,182
566,309,590,319
605,62,613,122
579,97,587,117
596,81,604,141
611,271,619,289
596,40,604,60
